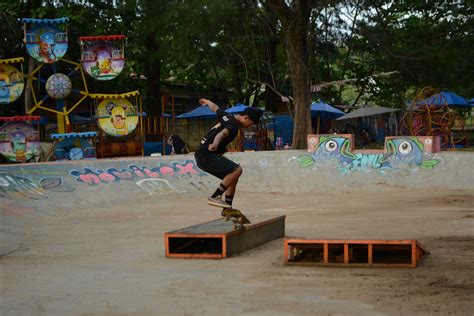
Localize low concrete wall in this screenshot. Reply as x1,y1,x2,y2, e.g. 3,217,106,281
1,150,473,255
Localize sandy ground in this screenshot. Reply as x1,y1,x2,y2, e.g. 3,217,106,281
1,189,473,316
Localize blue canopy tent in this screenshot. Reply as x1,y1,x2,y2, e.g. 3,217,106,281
310,102,345,133
177,103,252,119
176,106,216,119
421,91,470,107
226,103,248,114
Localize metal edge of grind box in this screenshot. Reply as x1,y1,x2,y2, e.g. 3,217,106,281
284,238,430,268
165,215,286,259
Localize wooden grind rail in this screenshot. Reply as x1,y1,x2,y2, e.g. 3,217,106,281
284,238,430,268
165,215,286,259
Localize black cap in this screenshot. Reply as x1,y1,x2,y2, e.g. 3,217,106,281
242,107,263,124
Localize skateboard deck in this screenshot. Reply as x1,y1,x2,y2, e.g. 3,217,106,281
221,208,251,229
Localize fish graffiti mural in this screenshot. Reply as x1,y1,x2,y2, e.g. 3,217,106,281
0,170,75,199
383,138,439,169
298,136,439,171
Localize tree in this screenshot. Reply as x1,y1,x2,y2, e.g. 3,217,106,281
349,0,474,104
261,0,316,149
2,0,471,141
147,0,286,110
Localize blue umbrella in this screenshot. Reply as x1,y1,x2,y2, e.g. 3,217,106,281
177,106,216,119
422,91,469,107
468,98,474,105
311,102,345,119
226,103,248,114
310,102,345,133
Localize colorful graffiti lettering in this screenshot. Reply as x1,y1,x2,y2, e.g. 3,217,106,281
349,153,384,170
69,160,202,186
298,136,440,171
0,170,74,199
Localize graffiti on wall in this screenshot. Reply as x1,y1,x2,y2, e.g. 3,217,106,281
136,179,185,195
298,136,440,171
69,160,202,185
0,170,75,199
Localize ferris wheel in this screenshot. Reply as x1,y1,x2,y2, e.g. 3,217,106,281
18,16,145,160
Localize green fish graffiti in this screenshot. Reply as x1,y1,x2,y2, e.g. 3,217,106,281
298,136,439,171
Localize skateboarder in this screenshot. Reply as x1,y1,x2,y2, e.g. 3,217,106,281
194,98,263,209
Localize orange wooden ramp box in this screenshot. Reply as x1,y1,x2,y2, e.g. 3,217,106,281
284,238,429,268
165,215,285,259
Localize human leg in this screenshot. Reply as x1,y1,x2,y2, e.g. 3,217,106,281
208,166,242,208
207,160,242,208
221,165,242,190
194,151,240,208
223,166,243,207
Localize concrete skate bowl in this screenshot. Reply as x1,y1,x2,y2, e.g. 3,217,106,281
1,150,472,256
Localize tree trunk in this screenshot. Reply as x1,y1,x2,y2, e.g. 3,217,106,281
285,22,311,149
143,0,162,116
145,39,161,116
263,36,282,112
264,0,313,149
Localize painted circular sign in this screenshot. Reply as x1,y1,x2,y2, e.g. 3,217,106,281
97,98,138,137
0,64,24,104
45,73,72,99
81,42,125,80
0,122,40,162
25,25,68,63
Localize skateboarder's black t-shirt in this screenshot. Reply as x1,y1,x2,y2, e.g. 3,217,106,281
198,109,239,155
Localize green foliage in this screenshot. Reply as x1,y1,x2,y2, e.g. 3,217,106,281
0,0,471,115
349,0,474,105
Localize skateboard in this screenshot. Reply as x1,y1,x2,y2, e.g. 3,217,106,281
221,208,251,229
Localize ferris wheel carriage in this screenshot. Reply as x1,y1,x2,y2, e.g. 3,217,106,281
0,58,25,104
22,17,69,64
79,35,126,81
50,132,97,161
0,116,41,163
91,92,145,158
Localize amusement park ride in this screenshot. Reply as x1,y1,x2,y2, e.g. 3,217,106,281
401,87,467,148
1,18,467,163
0,17,146,163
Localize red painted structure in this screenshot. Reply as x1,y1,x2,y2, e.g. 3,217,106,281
0,116,41,122
165,216,285,259
79,35,126,42
284,238,430,268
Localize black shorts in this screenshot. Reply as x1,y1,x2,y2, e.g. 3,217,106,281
194,150,239,180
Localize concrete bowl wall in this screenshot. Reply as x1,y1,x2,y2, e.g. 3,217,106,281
1,150,472,255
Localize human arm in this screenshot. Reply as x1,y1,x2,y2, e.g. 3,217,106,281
199,98,220,113
208,128,230,151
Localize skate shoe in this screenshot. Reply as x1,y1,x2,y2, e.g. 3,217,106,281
207,196,231,208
